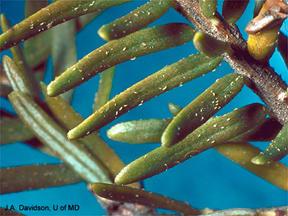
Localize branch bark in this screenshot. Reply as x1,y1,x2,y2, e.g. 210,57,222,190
173,0,288,126
90,182,288,216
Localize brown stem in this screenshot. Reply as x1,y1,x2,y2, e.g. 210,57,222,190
173,0,288,125
204,206,288,216
88,185,287,215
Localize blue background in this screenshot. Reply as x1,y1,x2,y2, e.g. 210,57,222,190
1,0,288,215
